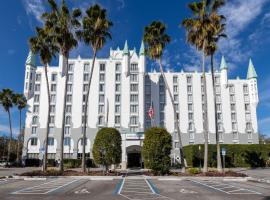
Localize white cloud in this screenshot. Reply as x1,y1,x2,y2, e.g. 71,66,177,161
22,0,45,23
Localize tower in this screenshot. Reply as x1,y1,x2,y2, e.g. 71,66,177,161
220,56,228,87
139,40,146,73
247,59,258,105
24,51,36,99
123,40,130,76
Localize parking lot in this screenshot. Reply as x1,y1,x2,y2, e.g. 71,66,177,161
0,176,270,200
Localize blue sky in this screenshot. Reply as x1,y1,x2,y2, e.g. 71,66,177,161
0,0,270,137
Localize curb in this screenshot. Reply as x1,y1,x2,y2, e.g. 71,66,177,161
249,178,270,184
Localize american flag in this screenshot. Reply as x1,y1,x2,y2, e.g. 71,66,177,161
148,101,154,119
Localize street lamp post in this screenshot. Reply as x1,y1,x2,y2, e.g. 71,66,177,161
221,148,226,173
199,145,201,171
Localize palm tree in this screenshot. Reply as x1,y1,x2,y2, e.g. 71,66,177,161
12,93,27,163
0,89,14,163
182,0,212,173
29,27,58,171
42,0,81,172
143,21,186,173
204,0,227,172
76,4,113,172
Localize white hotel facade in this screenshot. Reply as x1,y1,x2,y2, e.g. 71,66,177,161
23,41,259,168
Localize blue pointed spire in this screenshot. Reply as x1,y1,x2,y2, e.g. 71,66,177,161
123,40,129,55
220,56,228,70
247,59,258,79
139,40,145,55
26,50,36,67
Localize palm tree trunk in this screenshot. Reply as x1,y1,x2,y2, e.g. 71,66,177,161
158,59,185,173
60,55,69,172
44,64,51,172
16,110,22,163
202,41,209,173
7,110,13,163
210,54,222,172
82,49,97,173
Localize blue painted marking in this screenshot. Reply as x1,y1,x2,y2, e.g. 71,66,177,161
146,179,159,194
114,179,123,195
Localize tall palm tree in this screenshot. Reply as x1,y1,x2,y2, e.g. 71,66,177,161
143,21,186,173
76,4,113,172
29,27,58,171
42,0,81,172
0,89,14,163
182,0,212,173
204,0,227,172
13,93,27,163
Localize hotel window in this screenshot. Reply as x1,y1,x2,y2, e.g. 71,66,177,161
243,85,249,93
131,84,138,92
35,84,40,92
50,105,55,113
116,74,121,82
229,85,235,93
130,74,138,82
188,94,193,102
215,76,220,84
49,116,55,124
33,105,39,113
244,94,249,102
98,105,104,114
65,116,71,125
48,137,54,146
216,95,221,102
116,63,121,72
188,113,193,121
31,127,37,135
99,84,105,92
30,72,33,80
25,82,28,90
84,63,90,72
160,103,165,110
130,105,138,113
68,64,74,72
130,63,138,72
232,122,237,130
233,132,238,140
82,105,86,113
115,116,120,124
231,113,236,121
35,74,41,82
67,84,73,92
159,85,165,93
248,132,252,140
98,116,105,125
173,86,178,93
174,104,179,112
67,95,72,103
115,105,120,113
51,73,57,82
188,123,194,131
115,84,121,92
130,94,138,102
218,123,222,131
245,104,250,112
215,86,221,93
187,85,192,93
173,76,178,84
50,94,56,103
83,84,88,92
230,94,235,102
30,138,38,146
26,72,29,79
99,74,105,82
34,95,40,102
115,94,121,103
51,84,57,92
160,112,165,121
99,95,105,103
160,94,165,102
64,137,71,146
217,113,222,120
83,74,89,82
67,74,73,82
246,122,252,130
130,116,138,125
201,85,204,93
66,105,72,113
100,63,105,71
174,95,179,102
202,94,205,102
187,76,192,84
246,113,251,121
231,104,236,111
29,83,32,90
64,127,71,135
188,104,193,111
32,116,38,125
216,104,221,111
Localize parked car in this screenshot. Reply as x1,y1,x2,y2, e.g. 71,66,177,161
0,160,10,167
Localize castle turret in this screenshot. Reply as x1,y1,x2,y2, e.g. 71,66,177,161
220,56,228,87
139,40,146,73
24,51,37,99
123,40,130,76
247,59,258,105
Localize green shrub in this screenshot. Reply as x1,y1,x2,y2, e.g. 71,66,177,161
188,168,200,174
142,127,172,175
63,159,81,168
92,128,122,171
183,144,270,168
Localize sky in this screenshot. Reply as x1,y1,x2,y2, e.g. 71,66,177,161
0,0,270,137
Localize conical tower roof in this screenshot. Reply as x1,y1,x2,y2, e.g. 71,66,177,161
220,56,228,70
123,40,129,55
247,59,258,79
139,40,145,55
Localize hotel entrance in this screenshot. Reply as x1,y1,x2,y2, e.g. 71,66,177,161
126,145,142,168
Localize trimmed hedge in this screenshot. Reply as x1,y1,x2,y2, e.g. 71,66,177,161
183,144,270,168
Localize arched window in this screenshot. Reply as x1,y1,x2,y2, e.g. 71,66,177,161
98,116,104,125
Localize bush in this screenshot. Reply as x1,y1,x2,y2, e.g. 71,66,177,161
92,128,122,171
63,159,81,168
142,127,172,175
188,168,200,174
183,144,270,168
